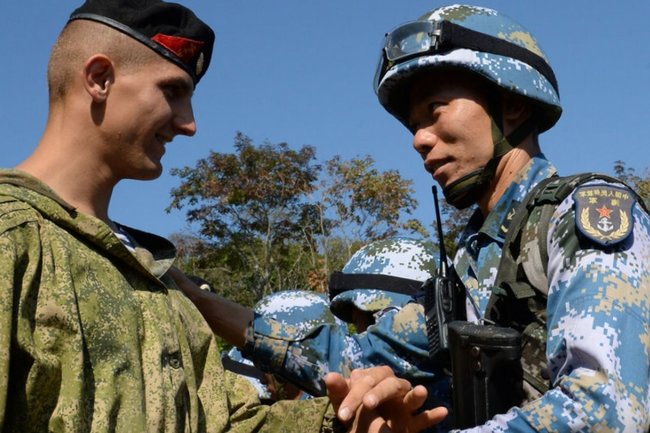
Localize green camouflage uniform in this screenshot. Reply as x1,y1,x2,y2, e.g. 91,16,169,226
0,169,337,433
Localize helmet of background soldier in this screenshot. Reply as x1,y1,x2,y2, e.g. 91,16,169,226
328,237,438,325
373,5,562,209
249,290,346,400
254,289,345,334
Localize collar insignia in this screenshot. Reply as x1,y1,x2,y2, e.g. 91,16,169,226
573,185,635,246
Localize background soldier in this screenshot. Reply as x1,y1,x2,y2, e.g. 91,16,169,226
175,237,453,431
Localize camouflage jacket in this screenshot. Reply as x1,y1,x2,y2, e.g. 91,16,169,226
453,155,650,432
0,169,337,433
244,297,451,411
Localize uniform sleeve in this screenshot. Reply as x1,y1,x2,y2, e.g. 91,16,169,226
172,284,341,433
244,303,447,399
0,213,45,431
260,397,340,433
0,231,17,430
217,369,339,433
457,184,650,432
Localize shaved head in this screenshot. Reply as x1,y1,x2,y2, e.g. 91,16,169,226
47,20,160,102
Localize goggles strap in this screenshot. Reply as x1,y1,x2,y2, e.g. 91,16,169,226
328,271,423,301
375,20,559,97
438,21,558,94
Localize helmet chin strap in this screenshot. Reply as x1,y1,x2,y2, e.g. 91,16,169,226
442,107,536,210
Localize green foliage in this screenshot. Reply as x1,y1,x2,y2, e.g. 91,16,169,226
438,204,473,259
614,160,650,202
322,155,428,240
168,132,429,305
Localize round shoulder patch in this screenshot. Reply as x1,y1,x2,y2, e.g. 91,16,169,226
573,184,635,246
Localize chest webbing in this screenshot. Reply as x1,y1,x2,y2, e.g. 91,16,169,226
483,172,642,395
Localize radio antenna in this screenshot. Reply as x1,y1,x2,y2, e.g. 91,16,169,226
432,186,448,277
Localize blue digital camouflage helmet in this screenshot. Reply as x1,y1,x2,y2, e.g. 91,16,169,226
374,5,562,209
254,290,345,333
250,289,346,399
226,290,343,401
329,237,438,324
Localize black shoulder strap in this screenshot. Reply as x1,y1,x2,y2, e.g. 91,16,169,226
490,172,631,306
221,353,267,382
485,172,644,396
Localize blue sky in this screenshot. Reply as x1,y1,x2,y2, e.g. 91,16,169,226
2,1,649,238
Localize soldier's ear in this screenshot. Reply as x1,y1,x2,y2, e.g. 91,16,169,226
502,93,532,123
83,54,115,103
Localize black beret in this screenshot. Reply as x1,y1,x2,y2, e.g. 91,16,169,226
68,0,214,86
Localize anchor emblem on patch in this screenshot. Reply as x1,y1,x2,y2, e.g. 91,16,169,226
573,184,635,246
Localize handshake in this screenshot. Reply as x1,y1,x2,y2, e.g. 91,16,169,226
325,365,448,433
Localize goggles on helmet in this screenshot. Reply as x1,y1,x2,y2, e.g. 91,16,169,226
328,271,423,302
373,19,558,96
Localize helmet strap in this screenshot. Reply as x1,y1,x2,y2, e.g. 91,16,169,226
442,98,536,209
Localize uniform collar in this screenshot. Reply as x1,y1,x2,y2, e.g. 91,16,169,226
0,169,176,280
465,154,558,243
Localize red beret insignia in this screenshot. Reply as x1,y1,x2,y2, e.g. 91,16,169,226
151,33,204,64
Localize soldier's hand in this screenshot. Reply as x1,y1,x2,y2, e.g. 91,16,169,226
324,366,447,433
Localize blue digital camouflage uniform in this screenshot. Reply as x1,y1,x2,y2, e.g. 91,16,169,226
372,3,649,431
234,290,339,402
245,295,442,399
452,155,650,432
243,238,451,413
0,169,339,433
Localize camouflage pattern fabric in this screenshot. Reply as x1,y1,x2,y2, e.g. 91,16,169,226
375,4,562,134
329,237,438,323
0,169,338,433
243,238,451,410
245,300,450,401
453,155,650,432
223,347,273,401
254,290,344,336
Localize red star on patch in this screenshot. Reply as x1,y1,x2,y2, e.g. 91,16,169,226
596,205,612,218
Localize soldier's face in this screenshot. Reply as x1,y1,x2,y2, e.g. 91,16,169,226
407,71,494,191
100,55,197,181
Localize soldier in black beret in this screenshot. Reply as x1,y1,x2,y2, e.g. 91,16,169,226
0,1,446,432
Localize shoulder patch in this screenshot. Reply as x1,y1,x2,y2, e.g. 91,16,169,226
573,184,635,246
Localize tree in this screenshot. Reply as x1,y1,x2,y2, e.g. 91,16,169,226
614,160,650,202
168,132,322,302
301,155,429,289
167,132,426,304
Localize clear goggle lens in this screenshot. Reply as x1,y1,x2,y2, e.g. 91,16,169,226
373,21,440,93
385,21,438,61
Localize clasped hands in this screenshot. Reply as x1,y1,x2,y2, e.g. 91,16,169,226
325,366,447,433
167,267,447,432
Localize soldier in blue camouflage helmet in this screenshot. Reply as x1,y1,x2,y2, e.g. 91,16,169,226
329,237,435,332
254,290,344,336
249,290,342,401
375,4,650,432
243,237,453,423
